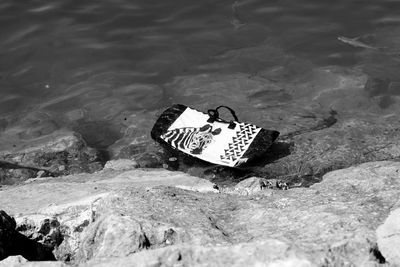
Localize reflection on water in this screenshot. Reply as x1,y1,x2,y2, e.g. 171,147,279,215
1,0,400,150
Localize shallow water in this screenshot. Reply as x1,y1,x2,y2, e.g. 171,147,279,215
1,0,400,152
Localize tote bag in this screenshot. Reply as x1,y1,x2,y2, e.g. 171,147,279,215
151,104,279,167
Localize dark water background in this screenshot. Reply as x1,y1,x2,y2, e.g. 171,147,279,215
1,0,400,152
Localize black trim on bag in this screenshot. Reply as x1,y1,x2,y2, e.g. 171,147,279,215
151,104,187,142
207,105,239,129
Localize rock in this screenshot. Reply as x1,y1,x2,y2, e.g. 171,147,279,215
0,210,16,230
107,111,157,156
0,255,66,266
36,171,46,178
16,217,64,248
103,159,138,171
75,213,156,262
175,179,219,193
226,177,291,195
0,169,224,263
71,120,123,151
0,255,27,266
377,208,400,265
259,113,400,186
0,163,40,185
0,210,56,261
227,177,273,195
86,239,313,267
0,161,399,266
0,129,103,184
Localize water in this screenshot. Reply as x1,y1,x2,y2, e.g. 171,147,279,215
1,0,400,152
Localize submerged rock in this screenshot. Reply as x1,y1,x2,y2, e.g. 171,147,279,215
111,66,400,187
0,129,103,184
0,161,399,266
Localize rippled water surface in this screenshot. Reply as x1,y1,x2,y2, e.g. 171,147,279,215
1,0,400,151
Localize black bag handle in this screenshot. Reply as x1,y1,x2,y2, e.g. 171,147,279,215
207,105,239,129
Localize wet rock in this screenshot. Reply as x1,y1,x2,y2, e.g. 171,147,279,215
72,121,123,151
108,111,159,159
377,208,400,265
114,83,164,111
115,142,174,169
103,68,370,186
363,76,400,109
261,114,400,185
129,150,166,168
65,109,85,121
364,77,391,97
107,110,179,169
7,111,59,141
0,129,103,184
0,167,38,185
0,119,8,132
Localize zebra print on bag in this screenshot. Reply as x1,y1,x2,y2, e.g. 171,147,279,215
161,124,221,155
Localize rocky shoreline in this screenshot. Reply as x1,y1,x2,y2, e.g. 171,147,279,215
0,160,400,266
1,67,400,266
3,66,400,187
0,129,104,185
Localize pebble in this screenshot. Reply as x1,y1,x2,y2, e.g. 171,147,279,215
36,170,45,178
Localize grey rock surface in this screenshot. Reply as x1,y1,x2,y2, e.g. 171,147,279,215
0,255,65,267
0,210,56,261
377,208,400,265
0,161,399,266
87,240,314,267
0,255,27,267
103,159,138,171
